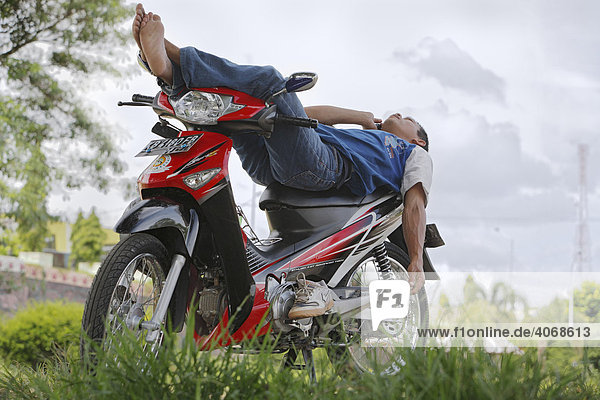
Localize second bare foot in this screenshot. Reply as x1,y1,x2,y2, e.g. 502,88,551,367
139,13,173,84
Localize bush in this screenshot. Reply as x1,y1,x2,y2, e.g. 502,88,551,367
0,301,83,366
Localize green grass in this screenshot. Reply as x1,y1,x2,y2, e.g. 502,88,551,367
0,325,598,400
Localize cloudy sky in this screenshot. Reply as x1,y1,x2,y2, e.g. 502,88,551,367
48,0,600,274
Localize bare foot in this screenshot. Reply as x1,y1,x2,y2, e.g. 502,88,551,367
140,13,173,84
132,3,146,60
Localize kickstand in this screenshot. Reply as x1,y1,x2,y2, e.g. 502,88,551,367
280,347,317,384
302,348,317,384
281,348,298,371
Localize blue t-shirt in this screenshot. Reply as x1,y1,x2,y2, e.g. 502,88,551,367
315,124,416,196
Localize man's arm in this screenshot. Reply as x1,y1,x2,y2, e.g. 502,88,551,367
304,105,381,129
402,183,427,294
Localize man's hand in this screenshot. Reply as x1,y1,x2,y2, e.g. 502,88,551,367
360,112,382,130
407,259,425,295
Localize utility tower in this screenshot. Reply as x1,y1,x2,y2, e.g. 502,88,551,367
569,144,591,324
573,143,591,273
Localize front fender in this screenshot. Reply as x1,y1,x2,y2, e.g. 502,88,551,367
115,197,200,332
114,197,199,257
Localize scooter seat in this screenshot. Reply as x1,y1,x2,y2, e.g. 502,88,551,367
259,182,395,210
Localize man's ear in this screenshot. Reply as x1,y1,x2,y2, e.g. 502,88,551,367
412,138,427,148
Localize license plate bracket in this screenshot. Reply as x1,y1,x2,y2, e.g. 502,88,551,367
136,134,202,157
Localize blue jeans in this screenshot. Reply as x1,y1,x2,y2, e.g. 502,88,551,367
162,47,348,191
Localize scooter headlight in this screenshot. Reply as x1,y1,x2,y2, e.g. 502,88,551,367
183,168,221,189
174,91,244,125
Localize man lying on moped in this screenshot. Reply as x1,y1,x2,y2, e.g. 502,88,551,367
132,4,433,319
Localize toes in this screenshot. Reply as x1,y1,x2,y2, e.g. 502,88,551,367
133,15,141,34
152,13,161,21
135,3,145,17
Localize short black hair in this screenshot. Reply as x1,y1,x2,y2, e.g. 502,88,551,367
416,122,429,152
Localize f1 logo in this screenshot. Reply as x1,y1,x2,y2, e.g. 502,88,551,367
376,288,405,308
369,280,410,331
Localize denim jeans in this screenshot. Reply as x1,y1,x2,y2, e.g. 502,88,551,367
162,47,347,191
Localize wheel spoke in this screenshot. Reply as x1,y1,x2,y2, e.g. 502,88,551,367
140,294,160,307
332,248,426,374
103,253,166,349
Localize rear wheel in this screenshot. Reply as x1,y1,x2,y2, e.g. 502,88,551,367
327,242,429,374
81,233,169,360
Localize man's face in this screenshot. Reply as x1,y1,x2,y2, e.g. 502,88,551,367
381,113,426,148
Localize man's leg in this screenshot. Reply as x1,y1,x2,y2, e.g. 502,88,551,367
264,94,347,190
137,12,346,191
165,39,180,65
172,47,347,190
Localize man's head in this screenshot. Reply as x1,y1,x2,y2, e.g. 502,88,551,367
380,113,429,151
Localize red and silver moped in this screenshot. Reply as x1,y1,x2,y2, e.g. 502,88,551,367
81,73,444,378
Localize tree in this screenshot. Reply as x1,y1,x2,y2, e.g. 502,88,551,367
526,297,572,324
437,276,531,324
70,209,106,267
574,281,600,323
0,0,131,251
0,226,21,256
463,275,487,303
489,281,529,317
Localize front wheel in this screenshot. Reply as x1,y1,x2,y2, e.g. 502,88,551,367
327,241,429,374
81,233,169,359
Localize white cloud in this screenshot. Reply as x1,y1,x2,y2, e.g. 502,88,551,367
538,0,600,80
394,38,506,103
416,101,585,271
413,101,555,196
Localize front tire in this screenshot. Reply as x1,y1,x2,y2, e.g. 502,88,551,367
327,242,429,374
81,233,169,359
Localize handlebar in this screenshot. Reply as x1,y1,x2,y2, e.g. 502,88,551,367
132,94,154,104
119,93,320,132
274,114,318,129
